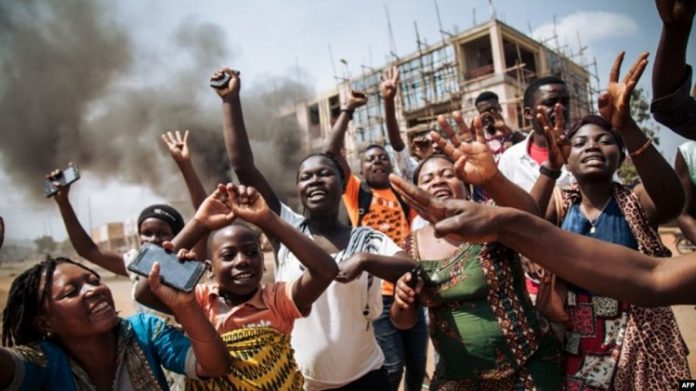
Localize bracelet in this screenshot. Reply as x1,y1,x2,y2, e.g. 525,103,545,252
341,108,354,119
539,164,561,180
629,138,653,157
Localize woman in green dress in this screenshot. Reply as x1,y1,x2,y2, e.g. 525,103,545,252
390,113,563,390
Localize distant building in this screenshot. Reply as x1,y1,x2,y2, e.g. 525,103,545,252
91,222,129,253
281,18,592,167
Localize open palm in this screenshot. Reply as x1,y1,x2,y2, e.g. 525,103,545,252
435,112,498,186
598,51,648,131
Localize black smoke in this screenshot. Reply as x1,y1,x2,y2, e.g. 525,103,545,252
0,0,311,208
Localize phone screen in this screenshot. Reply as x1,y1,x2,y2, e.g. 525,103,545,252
127,243,206,292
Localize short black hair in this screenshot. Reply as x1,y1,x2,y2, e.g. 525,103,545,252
297,152,347,187
412,154,455,185
475,91,499,105
2,256,100,347
523,76,566,109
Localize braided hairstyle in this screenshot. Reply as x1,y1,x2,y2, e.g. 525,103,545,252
2,256,100,347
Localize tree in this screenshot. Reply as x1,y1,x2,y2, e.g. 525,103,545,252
34,235,57,254
617,87,661,186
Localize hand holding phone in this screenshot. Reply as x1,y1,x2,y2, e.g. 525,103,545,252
210,72,231,89
127,243,207,292
44,164,80,198
406,265,422,290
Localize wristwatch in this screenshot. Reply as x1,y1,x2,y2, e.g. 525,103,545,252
539,165,561,179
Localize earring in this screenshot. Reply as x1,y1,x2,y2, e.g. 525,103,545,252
44,330,53,339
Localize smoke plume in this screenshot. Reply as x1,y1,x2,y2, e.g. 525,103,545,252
0,0,312,208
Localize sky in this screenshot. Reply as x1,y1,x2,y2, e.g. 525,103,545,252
1,0,694,243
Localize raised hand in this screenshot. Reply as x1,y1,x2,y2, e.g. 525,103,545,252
346,90,368,111
656,0,696,25
46,166,71,203
227,184,274,226
536,103,570,169
598,51,649,130
210,67,241,99
389,174,501,243
434,112,498,186
380,66,400,100
193,184,237,230
161,130,191,164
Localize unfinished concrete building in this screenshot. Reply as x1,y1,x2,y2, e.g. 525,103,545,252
283,18,593,166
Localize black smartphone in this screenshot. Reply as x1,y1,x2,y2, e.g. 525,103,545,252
209,73,231,89
127,243,207,293
44,164,80,198
406,265,423,289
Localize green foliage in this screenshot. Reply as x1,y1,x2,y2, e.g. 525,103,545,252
616,87,660,186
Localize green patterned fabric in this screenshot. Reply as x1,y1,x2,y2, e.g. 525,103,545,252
407,237,562,390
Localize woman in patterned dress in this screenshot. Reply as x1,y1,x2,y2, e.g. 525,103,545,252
531,52,689,390
390,113,563,390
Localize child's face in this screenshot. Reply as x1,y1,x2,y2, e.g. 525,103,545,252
209,225,263,296
138,218,174,247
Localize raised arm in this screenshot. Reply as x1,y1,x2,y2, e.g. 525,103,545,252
390,175,696,306
434,112,539,215
49,172,127,276
652,0,695,102
675,148,696,242
529,103,570,222
228,184,339,314
212,67,280,214
147,263,231,377
162,130,207,209
325,90,367,178
162,130,208,259
381,66,405,152
600,51,684,223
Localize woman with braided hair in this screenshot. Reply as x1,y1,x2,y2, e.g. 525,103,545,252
0,256,230,389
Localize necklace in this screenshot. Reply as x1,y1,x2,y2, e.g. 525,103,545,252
579,198,613,234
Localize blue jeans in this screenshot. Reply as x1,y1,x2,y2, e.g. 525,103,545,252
373,295,428,391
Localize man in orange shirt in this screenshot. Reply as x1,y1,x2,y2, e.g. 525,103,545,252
327,89,427,391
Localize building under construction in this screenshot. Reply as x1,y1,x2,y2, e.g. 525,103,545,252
282,18,594,166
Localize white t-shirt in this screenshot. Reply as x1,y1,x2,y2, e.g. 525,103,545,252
277,203,401,390
498,132,575,192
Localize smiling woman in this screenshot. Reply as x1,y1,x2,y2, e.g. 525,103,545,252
0,256,230,390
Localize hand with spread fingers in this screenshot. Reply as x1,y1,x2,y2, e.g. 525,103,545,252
161,130,191,165
210,67,241,99
226,184,275,227
598,51,649,131
346,90,368,111
536,103,570,170
193,184,237,231
389,173,502,243
434,112,499,186
380,66,400,101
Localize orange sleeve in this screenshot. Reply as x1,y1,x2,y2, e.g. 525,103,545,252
342,174,361,226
